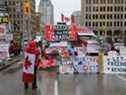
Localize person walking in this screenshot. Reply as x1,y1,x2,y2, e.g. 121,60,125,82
23,40,41,89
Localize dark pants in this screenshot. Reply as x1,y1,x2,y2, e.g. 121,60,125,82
24,66,38,89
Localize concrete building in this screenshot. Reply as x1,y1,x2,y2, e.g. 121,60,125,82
38,0,54,26
81,0,126,43
72,11,81,26
35,12,41,33
6,0,35,46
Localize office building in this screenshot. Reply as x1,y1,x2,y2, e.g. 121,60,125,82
39,0,54,26
81,0,126,42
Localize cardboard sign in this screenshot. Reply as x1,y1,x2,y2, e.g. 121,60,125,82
23,52,36,74
0,42,10,59
104,56,126,73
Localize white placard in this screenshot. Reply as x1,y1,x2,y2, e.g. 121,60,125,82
0,42,10,59
23,52,36,74
104,56,126,73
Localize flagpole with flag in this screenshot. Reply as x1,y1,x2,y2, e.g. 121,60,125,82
61,14,70,23
61,14,64,22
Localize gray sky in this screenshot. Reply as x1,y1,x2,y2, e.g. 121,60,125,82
36,0,80,23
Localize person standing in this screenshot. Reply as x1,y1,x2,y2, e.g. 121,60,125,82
23,40,41,89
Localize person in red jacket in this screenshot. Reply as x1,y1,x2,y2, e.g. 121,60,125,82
23,40,41,89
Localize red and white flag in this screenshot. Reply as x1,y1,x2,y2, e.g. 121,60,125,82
23,52,36,83
61,14,70,22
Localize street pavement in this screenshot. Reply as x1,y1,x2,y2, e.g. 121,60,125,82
0,61,126,95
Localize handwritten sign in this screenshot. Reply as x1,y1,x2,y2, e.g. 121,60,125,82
104,56,126,73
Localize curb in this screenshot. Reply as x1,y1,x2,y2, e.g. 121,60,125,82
0,56,23,71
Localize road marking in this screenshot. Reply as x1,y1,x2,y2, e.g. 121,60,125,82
54,80,58,95
115,74,126,83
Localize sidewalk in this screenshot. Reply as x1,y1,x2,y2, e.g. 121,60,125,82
0,55,23,71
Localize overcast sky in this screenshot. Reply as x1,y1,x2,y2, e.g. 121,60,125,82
36,0,80,23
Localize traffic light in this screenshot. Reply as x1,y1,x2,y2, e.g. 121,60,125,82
23,0,31,15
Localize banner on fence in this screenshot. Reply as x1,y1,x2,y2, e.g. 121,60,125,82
104,56,126,73
73,56,98,73
59,58,74,74
0,42,10,59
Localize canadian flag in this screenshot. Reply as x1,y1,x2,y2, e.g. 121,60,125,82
44,24,54,41
23,52,36,83
61,14,70,22
70,24,77,40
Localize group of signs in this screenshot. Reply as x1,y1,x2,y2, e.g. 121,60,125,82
59,54,126,74
59,56,99,74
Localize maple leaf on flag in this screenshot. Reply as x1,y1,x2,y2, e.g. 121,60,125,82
24,56,32,69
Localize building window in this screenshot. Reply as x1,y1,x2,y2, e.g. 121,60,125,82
103,22,105,26
13,15,16,18
110,14,112,19
17,14,20,18
107,6,110,11
100,6,103,11
120,22,123,26
96,14,98,19
86,14,88,19
96,22,98,26
124,22,126,26
93,0,99,4
117,21,119,26
114,6,117,11
103,14,105,19
110,22,112,26
93,14,95,19
103,6,105,11
125,7,126,11
13,1,15,5
13,8,16,12
100,6,105,12
117,14,119,19
107,14,109,19
100,0,105,4
117,6,120,12
120,14,123,19
9,1,11,5
121,6,123,12
89,7,91,12
110,6,113,12
89,0,91,4
100,22,102,26
89,14,91,19
86,7,88,12
107,0,113,3
93,22,95,26
115,0,120,4
85,22,88,26
100,15,102,19
114,14,116,19
96,7,98,11
89,22,91,26
107,22,109,26
86,0,92,4
114,22,116,26
120,0,123,4
17,21,20,24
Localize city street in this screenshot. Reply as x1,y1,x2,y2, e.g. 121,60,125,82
0,61,126,95
0,0,126,95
